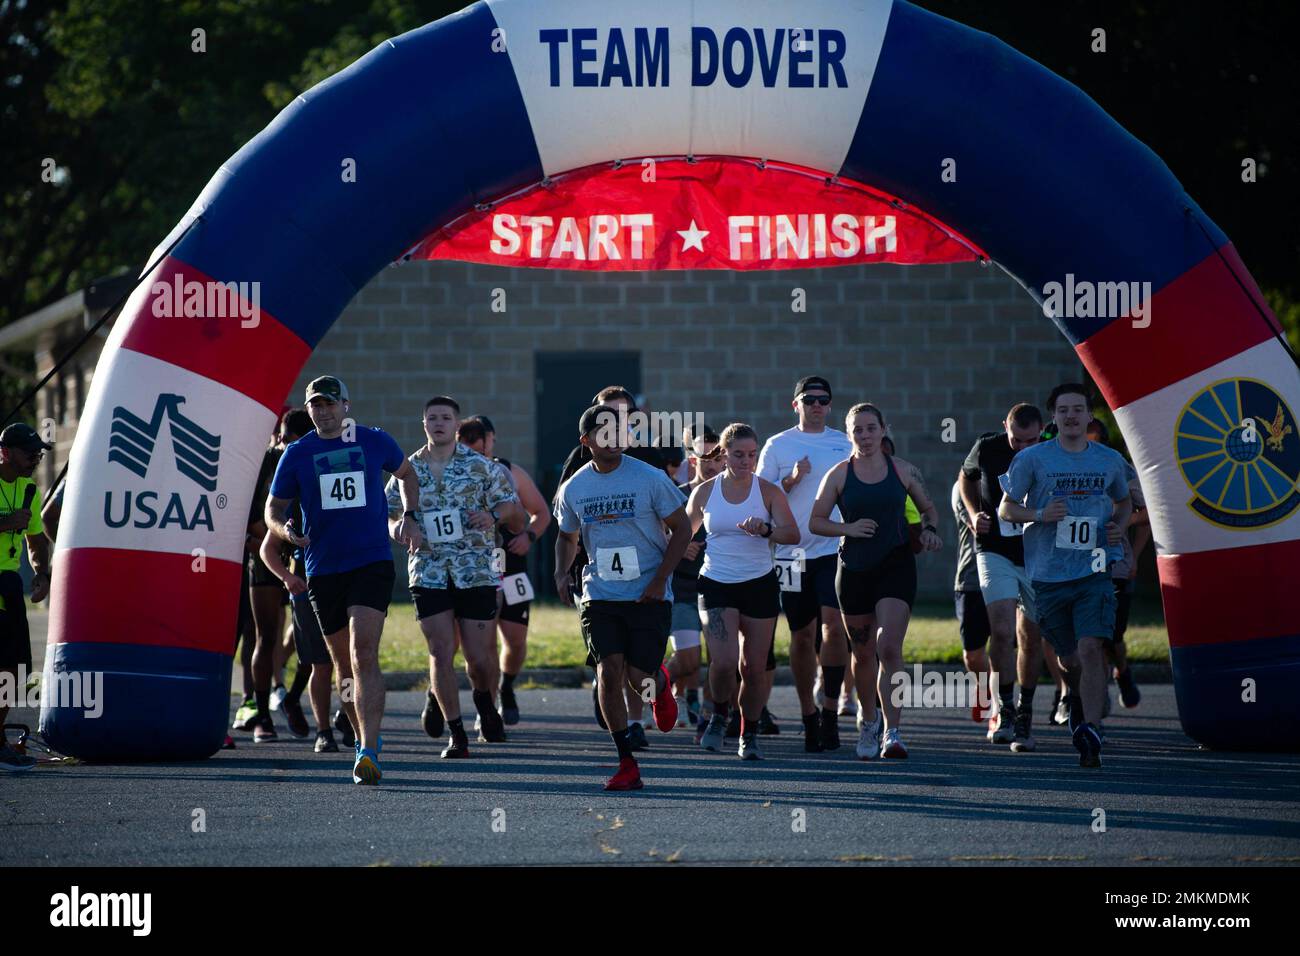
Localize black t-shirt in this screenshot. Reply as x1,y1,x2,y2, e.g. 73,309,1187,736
671,481,707,604
960,431,1025,565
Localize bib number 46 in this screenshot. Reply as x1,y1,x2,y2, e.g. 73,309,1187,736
319,471,366,510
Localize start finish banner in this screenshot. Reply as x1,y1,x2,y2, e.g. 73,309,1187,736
408,157,985,271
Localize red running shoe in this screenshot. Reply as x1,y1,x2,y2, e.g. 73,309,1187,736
604,756,643,791
650,665,678,733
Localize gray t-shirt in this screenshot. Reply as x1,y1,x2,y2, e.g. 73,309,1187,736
555,455,687,603
951,481,979,592
999,439,1130,584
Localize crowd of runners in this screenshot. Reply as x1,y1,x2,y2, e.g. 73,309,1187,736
0,370,1150,785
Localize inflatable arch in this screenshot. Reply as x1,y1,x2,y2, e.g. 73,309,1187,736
42,0,1299,758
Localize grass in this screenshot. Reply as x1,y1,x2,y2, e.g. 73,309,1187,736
374,598,1173,673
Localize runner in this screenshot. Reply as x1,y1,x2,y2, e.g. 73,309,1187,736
389,398,525,757
667,426,721,730
958,403,1045,752
951,480,994,725
756,376,854,753
688,424,798,761
460,416,552,726
554,404,689,791
810,403,943,759
266,376,423,785
1086,420,1149,715
998,383,1132,768
0,424,52,773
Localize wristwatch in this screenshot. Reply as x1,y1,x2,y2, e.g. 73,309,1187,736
525,529,538,543
1034,507,1044,522
489,507,501,523
761,521,774,538
404,510,418,521
922,524,937,535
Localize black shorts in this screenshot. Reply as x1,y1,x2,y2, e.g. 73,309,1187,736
697,570,782,620
306,561,395,635
0,570,31,671
291,594,331,667
580,600,671,675
836,546,917,615
1112,578,1132,643
411,582,499,622
954,589,991,651
498,595,531,626
780,553,841,633
248,553,280,589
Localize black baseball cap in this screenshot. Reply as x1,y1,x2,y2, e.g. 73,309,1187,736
0,423,52,453
794,376,832,398
305,375,348,403
579,404,619,437
472,414,496,434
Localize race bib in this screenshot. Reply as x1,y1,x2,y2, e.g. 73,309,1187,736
596,546,640,581
1055,514,1095,551
775,559,802,593
319,471,365,510
502,572,534,606
998,517,1025,537
422,509,463,543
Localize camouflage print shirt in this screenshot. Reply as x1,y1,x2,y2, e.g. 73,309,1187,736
385,443,517,589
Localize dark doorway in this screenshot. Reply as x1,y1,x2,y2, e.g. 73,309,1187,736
533,350,641,589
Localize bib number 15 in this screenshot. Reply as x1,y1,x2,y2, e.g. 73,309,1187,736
319,471,365,510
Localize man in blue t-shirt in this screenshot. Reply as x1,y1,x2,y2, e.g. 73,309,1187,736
998,383,1131,769
266,376,422,785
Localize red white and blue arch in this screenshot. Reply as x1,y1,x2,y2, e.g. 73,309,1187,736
43,0,1299,758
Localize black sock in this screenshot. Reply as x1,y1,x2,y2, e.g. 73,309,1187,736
714,700,730,720
1018,685,1036,712
255,688,270,720
448,717,466,741
472,689,496,718
287,667,309,703
822,665,846,702
502,672,516,693
802,712,819,733
612,728,633,760
686,689,699,706
821,706,837,724
999,682,1015,714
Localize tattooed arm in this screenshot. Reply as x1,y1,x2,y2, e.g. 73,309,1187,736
894,457,942,552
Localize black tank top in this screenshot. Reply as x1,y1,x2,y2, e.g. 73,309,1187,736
493,457,529,576
837,454,910,571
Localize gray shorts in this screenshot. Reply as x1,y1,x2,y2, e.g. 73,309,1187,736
670,601,701,650
975,551,1037,623
1033,574,1116,659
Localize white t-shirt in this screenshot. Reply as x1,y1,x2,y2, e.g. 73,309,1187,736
757,425,853,560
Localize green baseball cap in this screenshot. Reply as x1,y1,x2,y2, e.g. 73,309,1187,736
305,375,348,403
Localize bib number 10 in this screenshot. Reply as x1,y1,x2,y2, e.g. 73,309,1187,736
1055,514,1094,551
319,471,365,510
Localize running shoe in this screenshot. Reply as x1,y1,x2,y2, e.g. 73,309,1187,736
333,709,355,748
812,673,825,710
738,733,762,761
281,695,310,739
421,690,445,739
971,702,987,723
269,684,287,712
592,678,607,730
758,707,780,736
675,697,689,728
1117,668,1142,709
838,687,858,717
856,712,883,760
0,744,37,772
819,711,841,751
477,708,508,744
314,730,339,753
627,722,649,751
724,711,740,739
232,696,257,731
353,747,381,785
253,717,278,743
604,756,643,791
1072,722,1103,768
699,714,727,752
881,728,908,759
441,733,470,758
686,697,701,726
693,710,709,746
650,665,678,733
803,713,823,753
1066,694,1084,734
501,685,520,726
1052,694,1070,727
987,707,1016,744
1010,710,1036,753
221,735,237,750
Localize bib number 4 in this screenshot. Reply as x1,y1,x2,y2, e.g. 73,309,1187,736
596,546,640,581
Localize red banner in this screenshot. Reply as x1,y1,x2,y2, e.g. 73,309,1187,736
408,157,985,271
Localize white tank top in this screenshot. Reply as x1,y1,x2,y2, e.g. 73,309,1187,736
700,474,774,583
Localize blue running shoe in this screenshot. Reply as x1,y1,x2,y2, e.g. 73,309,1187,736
353,747,381,785
1072,723,1103,768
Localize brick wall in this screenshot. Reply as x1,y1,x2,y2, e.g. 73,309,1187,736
292,260,1084,599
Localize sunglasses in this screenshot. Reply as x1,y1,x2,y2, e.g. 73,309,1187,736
799,395,831,406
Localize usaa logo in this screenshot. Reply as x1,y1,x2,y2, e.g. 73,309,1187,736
1175,378,1300,529
104,394,223,531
